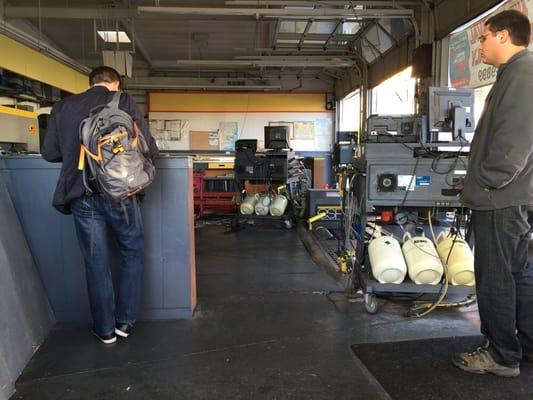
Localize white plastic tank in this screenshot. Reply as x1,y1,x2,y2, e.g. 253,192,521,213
436,232,475,286
240,193,259,215
402,231,444,285
368,235,407,284
269,194,288,216
254,194,271,215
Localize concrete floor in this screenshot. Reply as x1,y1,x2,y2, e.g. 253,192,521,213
11,222,481,400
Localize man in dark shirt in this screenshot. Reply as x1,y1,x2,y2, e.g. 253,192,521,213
453,10,533,377
42,66,159,344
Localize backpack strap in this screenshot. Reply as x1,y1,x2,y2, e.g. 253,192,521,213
108,91,122,110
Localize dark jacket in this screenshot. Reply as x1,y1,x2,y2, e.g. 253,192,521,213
461,50,533,210
41,86,159,214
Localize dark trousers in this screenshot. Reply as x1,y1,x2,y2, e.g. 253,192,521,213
473,205,533,366
71,195,144,336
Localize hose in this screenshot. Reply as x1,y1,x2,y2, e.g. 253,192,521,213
409,210,451,317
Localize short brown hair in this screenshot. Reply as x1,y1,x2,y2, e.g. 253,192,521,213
89,66,122,87
485,9,531,47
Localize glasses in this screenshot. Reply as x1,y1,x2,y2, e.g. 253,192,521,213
478,31,501,43
478,33,492,43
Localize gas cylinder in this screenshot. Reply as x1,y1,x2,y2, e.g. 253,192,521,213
239,193,259,215
402,230,443,285
269,195,288,216
368,235,407,284
254,194,271,215
436,232,475,286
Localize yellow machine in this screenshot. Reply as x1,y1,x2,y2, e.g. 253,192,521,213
0,106,40,152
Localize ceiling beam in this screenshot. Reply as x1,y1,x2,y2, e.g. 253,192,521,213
137,6,414,19
323,19,344,49
226,1,422,6
118,0,151,66
297,19,313,50
120,18,152,67
5,6,137,19
235,55,354,60
277,32,358,40
125,83,283,90
151,58,354,68
253,46,350,53
6,5,413,20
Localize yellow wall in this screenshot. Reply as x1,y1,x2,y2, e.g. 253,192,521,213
0,34,88,94
149,92,328,113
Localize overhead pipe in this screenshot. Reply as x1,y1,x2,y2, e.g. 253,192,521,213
5,6,138,19
137,6,414,19
226,1,423,6
124,83,283,90
4,6,414,21
234,55,355,60
172,59,355,68
6,5,414,20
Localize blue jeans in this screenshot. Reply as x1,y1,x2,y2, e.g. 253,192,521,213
473,205,533,367
71,195,144,336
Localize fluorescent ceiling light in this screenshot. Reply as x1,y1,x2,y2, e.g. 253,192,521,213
277,39,300,44
283,5,314,9
97,31,131,43
305,40,327,45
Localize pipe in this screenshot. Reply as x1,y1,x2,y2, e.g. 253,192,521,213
173,59,355,67
6,5,414,19
138,6,414,18
124,83,283,90
226,1,422,5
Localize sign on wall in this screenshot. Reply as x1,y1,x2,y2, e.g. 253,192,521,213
218,121,239,151
449,0,533,88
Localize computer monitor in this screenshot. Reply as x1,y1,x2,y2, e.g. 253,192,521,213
264,126,289,150
428,87,475,143
235,139,258,153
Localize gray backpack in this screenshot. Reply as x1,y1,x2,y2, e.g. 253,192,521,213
78,92,155,202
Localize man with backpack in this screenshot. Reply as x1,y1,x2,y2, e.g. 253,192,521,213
42,66,159,344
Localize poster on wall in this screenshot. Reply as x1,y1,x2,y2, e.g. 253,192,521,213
218,122,238,151
149,118,190,150
314,118,333,150
449,0,533,89
293,121,315,139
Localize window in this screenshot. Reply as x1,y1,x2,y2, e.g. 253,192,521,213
339,90,360,132
473,84,493,125
371,66,416,115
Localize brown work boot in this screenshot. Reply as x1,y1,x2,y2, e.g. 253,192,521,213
452,345,520,377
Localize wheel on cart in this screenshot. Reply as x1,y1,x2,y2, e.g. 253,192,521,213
364,293,379,314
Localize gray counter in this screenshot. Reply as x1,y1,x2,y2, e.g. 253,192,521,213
0,180,55,400
0,155,196,321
